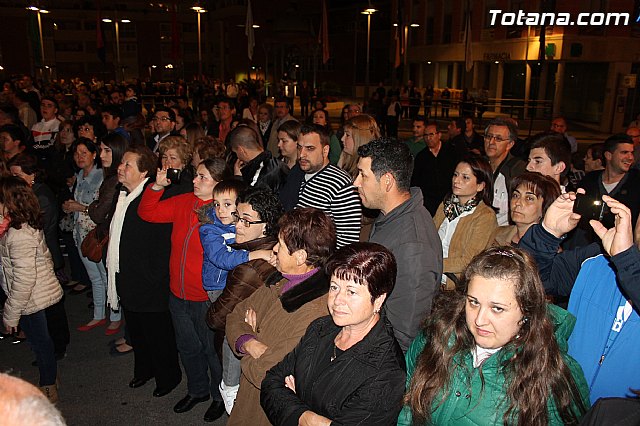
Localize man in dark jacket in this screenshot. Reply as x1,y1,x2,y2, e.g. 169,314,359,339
484,117,526,225
410,122,463,216
355,138,442,352
572,133,640,247
229,126,288,193
519,192,640,403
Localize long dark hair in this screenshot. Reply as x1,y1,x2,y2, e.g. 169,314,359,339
406,246,586,426
0,176,42,229
101,132,129,178
453,155,494,206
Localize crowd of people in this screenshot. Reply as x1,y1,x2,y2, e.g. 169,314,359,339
1,73,639,425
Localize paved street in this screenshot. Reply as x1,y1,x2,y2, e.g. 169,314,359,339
0,291,228,426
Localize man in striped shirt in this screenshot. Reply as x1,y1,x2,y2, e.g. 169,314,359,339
295,124,361,248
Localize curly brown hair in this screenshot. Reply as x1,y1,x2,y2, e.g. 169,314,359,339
0,176,42,230
405,246,586,426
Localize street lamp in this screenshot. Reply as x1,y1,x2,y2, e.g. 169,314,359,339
102,13,130,83
191,6,207,81
361,7,377,100
26,6,49,80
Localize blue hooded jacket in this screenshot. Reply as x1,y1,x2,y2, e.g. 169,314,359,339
199,208,249,291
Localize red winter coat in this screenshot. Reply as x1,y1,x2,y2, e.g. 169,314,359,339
138,187,211,302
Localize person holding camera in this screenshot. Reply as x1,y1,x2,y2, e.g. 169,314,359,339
519,190,640,403
158,136,194,199
138,157,232,422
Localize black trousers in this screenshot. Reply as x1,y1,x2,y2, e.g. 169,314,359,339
45,293,70,356
123,308,182,389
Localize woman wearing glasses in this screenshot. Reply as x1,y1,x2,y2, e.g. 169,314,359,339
206,186,284,415
138,157,232,422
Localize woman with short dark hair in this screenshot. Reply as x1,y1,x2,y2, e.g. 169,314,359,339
488,172,561,247
261,242,406,426
225,208,336,426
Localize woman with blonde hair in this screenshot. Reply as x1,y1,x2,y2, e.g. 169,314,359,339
337,115,380,179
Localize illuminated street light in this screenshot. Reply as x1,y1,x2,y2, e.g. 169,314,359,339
26,6,48,79
191,5,207,80
102,14,131,82
362,6,376,99
410,23,420,27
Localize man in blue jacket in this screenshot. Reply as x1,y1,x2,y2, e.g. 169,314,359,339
519,191,640,403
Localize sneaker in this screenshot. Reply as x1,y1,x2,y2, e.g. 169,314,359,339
218,381,239,415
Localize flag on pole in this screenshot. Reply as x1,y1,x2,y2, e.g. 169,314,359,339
245,0,255,60
464,6,473,72
318,0,330,64
394,25,401,68
96,5,106,64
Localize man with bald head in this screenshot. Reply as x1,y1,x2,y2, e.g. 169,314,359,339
0,373,66,425
229,125,287,192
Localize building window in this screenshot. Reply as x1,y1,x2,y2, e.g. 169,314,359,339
442,1,452,43
54,42,84,52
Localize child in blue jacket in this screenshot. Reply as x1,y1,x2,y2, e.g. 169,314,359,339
199,180,248,302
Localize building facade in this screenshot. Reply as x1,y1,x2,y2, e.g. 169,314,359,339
400,0,640,133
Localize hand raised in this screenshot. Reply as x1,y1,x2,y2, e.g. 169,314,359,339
590,195,633,257
542,190,583,238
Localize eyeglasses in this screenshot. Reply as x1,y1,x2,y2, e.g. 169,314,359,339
152,116,172,122
484,134,509,143
231,211,265,227
425,132,438,138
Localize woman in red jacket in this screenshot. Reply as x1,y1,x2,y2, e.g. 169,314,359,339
138,157,231,422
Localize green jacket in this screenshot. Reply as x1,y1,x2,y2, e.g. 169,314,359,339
397,304,590,425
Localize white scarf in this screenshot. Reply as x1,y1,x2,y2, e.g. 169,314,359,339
106,178,148,310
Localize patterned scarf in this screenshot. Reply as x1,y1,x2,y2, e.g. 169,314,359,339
443,194,480,221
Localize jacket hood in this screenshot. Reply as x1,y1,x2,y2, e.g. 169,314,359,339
546,303,576,353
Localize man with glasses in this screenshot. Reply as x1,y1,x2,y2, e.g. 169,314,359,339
149,107,177,153
410,122,463,216
484,117,526,225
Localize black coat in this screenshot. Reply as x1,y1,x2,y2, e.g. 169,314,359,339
115,185,172,312
260,315,406,426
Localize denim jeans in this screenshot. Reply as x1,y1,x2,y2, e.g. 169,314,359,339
79,254,120,322
222,336,241,387
169,294,222,400
20,310,57,386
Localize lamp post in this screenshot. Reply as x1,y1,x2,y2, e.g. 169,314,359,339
26,6,49,80
103,13,130,83
402,23,419,85
361,7,376,100
191,6,207,81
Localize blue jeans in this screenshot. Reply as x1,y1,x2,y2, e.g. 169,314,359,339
169,294,222,400
79,254,120,322
20,310,57,386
